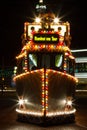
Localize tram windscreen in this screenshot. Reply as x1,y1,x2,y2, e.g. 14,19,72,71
41,54,50,68
55,54,63,68
28,53,63,70
28,54,37,70
40,53,63,69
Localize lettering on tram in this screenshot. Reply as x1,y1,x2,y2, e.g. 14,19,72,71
33,33,59,44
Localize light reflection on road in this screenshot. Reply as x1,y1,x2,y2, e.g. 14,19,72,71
1,123,87,130
0,92,87,130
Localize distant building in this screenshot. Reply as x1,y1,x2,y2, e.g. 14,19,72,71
0,67,14,89
71,49,87,85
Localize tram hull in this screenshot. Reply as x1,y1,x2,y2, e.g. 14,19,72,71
15,69,76,124
17,113,75,125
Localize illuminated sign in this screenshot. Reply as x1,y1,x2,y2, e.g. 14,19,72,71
33,33,59,44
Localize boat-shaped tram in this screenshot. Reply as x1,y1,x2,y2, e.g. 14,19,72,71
13,0,78,125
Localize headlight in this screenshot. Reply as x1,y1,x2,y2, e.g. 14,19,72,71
18,98,28,109
67,100,72,106
19,99,24,105
64,97,73,110
19,99,28,105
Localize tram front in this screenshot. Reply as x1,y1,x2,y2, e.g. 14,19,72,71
14,13,78,124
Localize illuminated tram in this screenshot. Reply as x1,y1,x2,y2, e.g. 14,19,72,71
13,0,78,125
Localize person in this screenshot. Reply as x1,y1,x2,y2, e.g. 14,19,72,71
64,31,72,47
31,26,35,34
57,27,65,46
58,27,62,35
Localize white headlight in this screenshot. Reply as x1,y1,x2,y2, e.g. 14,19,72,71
19,99,24,105
67,100,72,106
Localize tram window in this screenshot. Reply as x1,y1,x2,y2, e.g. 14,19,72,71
22,59,25,72
64,58,75,76
28,54,37,70
55,54,63,68
17,60,22,74
17,58,25,74
41,54,50,68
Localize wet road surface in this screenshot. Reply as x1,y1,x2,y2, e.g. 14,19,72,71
0,93,87,130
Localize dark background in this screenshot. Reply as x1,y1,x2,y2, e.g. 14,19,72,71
0,0,87,67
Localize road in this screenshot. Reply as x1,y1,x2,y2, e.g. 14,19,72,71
0,92,87,130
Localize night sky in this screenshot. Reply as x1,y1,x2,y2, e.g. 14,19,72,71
0,0,87,67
